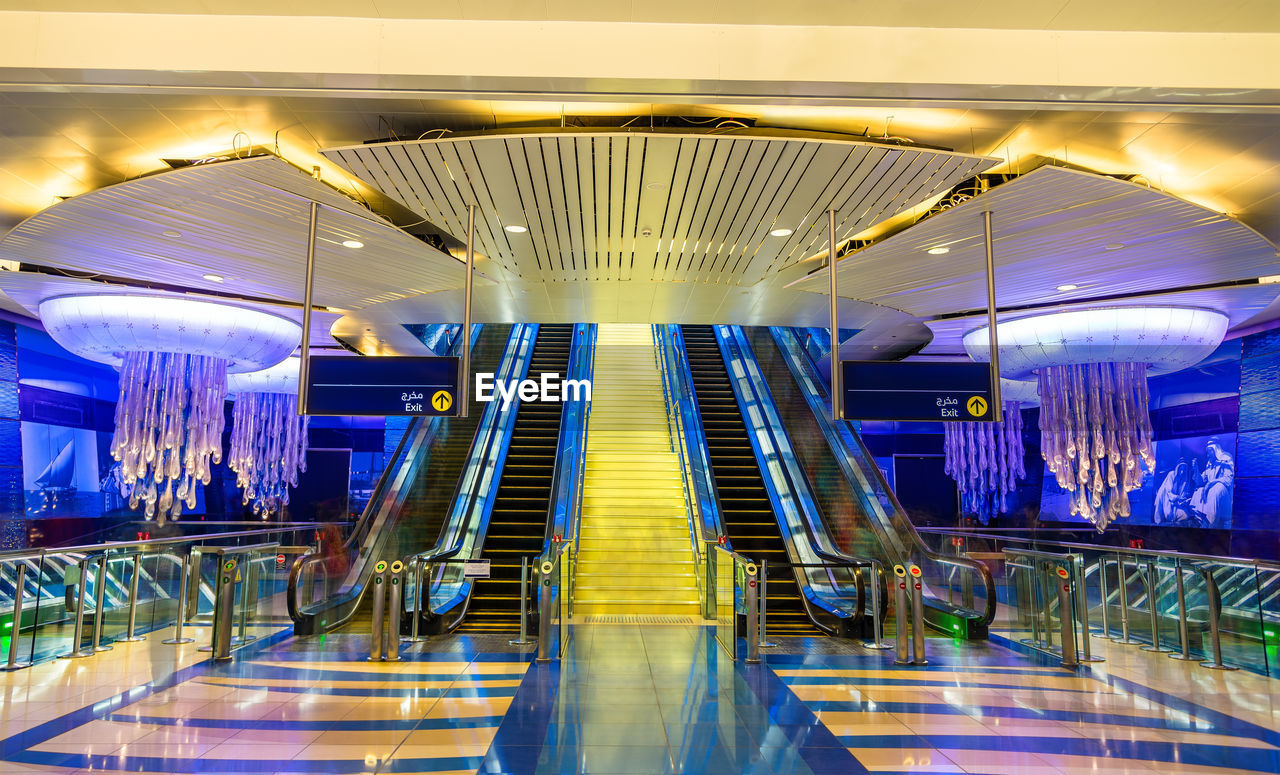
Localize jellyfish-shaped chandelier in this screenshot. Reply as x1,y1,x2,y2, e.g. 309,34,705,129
39,294,300,525
227,357,309,518
943,379,1037,523
964,306,1228,531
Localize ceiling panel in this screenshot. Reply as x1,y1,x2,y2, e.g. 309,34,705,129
0,155,474,311
322,130,996,286
790,165,1280,317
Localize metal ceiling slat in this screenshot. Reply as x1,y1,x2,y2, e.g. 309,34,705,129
435,140,502,269
592,136,611,278
518,137,561,278
458,139,517,276
721,141,804,280
410,144,470,241
690,139,749,280
847,151,932,231
669,138,717,284
735,141,823,284
621,136,647,282
633,136,680,282
781,147,882,273
608,137,629,280
761,143,859,276
703,140,768,281
655,138,695,282
682,138,736,281
506,138,548,276
540,137,574,278
575,138,598,282
712,140,782,280
556,137,584,274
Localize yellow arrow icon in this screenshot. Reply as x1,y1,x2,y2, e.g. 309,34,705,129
432,390,453,412
966,395,988,417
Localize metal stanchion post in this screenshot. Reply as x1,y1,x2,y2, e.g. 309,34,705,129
1041,563,1055,649
162,553,195,644
386,561,403,662
1141,560,1173,653
118,554,146,642
865,561,892,650
91,555,112,652
1170,560,1196,661
759,559,775,648
63,557,93,658
1197,566,1238,671
909,564,927,666
537,559,554,662
1072,556,1103,662
210,558,238,662
237,558,259,644
2,564,31,670
1097,558,1111,637
1054,564,1078,667
1113,557,1140,644
368,560,387,662
744,562,760,664
407,559,427,643
511,557,533,646
893,564,910,666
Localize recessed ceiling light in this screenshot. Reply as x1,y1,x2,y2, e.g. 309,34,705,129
926,246,950,255
1105,243,1125,251
341,239,364,249
769,228,793,237
202,273,224,283
1056,284,1079,292
645,182,667,191
504,225,528,234
162,229,182,238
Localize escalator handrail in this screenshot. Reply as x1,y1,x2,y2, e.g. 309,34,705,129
543,323,596,553
287,324,479,624
771,326,998,625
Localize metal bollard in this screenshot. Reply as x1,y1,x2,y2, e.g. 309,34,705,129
2,564,31,670
63,557,93,659
865,561,892,650
1169,560,1196,662
368,560,388,662
1096,558,1111,637
1140,560,1173,653
1072,556,1103,662
211,557,238,662
407,559,428,643
1053,564,1078,668
1112,557,1140,645
537,559,555,662
510,557,534,646
162,553,195,644
893,564,911,665
91,555,113,653
909,564,927,666
744,562,760,664
1197,566,1238,671
758,559,775,648
236,559,259,645
385,561,404,662
118,554,146,642
1040,563,1055,649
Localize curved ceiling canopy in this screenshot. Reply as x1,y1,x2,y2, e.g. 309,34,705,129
321,129,998,286
0,155,474,311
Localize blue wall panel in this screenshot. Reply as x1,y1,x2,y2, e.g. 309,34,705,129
1232,476,1280,530
1243,327,1280,360
1238,388,1280,431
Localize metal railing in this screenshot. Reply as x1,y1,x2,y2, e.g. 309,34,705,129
708,543,760,663
537,540,575,662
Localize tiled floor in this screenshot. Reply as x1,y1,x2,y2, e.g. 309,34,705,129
1,621,1278,773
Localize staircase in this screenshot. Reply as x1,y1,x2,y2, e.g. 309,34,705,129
574,324,701,617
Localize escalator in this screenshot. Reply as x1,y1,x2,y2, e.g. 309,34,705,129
456,324,574,633
681,325,820,635
289,324,512,635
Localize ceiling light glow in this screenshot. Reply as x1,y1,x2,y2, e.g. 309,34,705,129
203,273,224,283
926,246,950,255
341,240,364,249
504,225,528,234
769,228,793,237
1056,284,1079,291
1105,243,1125,251
162,229,182,238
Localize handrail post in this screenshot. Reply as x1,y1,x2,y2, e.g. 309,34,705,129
894,564,911,665
1141,560,1173,653
162,552,195,644
744,561,760,664
1096,558,1111,637
1073,555,1102,662
386,561,403,662
407,559,427,643
909,563,928,666
1197,566,1238,671
62,556,93,658
1113,556,1139,644
1170,559,1196,661
117,553,146,642
758,559,775,648
368,561,386,662
865,561,892,650
91,554,113,653
2,563,31,670
511,556,533,646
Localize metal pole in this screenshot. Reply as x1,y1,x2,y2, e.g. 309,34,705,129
745,562,760,664
894,566,910,665
865,561,892,649
368,566,386,662
910,565,928,665
982,210,1003,422
1097,558,1111,637
162,553,195,644
386,562,403,662
118,554,146,642
1141,560,1172,653
237,559,259,644
1170,560,1196,661
2,563,31,670
1073,556,1102,662
91,555,112,652
460,204,475,419
1057,568,1078,668
827,209,840,421
211,557,238,661
510,557,533,646
64,557,92,658
408,559,426,643
297,200,318,415
758,559,775,648
537,559,554,662
1113,556,1140,644
1197,566,1238,671
1041,564,1054,649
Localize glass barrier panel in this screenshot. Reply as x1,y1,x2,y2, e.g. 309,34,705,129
714,549,734,659
1256,566,1280,677
1212,564,1262,673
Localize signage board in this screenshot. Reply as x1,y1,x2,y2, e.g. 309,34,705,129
305,356,459,416
463,560,491,578
841,361,994,422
